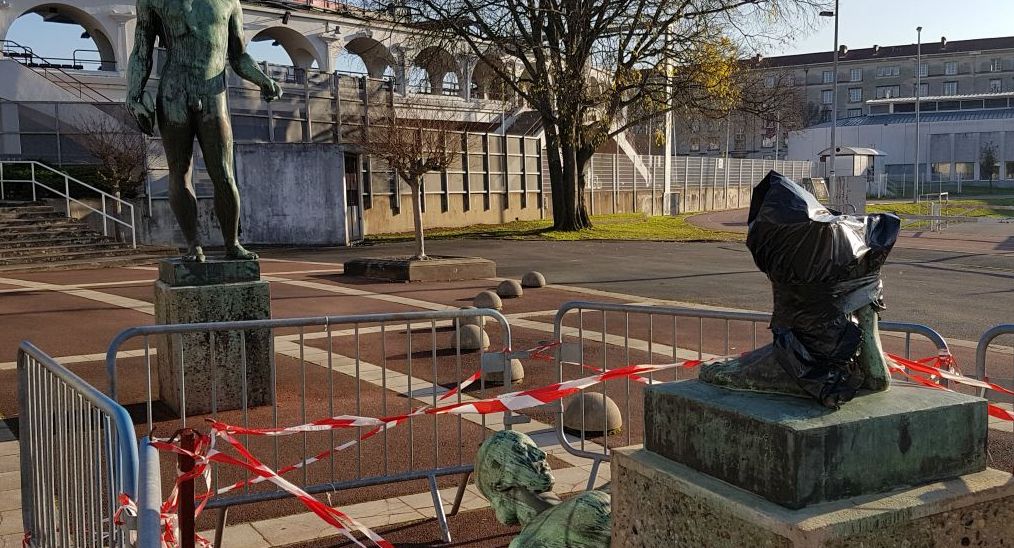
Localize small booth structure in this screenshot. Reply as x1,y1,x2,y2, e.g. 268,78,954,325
818,146,885,214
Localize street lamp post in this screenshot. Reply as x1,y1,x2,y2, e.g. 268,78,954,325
914,26,923,203
820,1,840,203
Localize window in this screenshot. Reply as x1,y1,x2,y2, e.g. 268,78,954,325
691,122,700,133
1005,162,1014,180
850,68,862,82
822,70,834,84
707,139,720,151
821,109,832,123
689,138,700,152
917,83,929,96
945,61,958,75
876,66,900,78
848,87,863,103
954,162,974,180
876,85,901,99
918,63,928,77
991,58,1003,72
821,89,834,104
765,119,776,129
734,132,745,149
765,75,776,88
847,108,863,118
991,79,1003,92
943,81,958,95
931,162,951,181
761,136,775,148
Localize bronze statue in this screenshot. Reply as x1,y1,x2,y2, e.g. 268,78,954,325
700,172,901,409
475,430,611,548
127,0,283,262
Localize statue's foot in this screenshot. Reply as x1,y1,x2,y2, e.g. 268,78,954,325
181,246,206,263
225,243,258,260
854,305,891,392
699,346,811,399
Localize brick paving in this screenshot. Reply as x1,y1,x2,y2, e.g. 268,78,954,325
0,256,1011,547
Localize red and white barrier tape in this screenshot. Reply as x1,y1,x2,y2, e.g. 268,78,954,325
130,346,1011,548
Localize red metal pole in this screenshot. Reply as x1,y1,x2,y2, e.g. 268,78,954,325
178,430,197,548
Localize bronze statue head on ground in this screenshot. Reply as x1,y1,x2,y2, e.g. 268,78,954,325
700,171,901,409
127,0,283,262
475,430,611,548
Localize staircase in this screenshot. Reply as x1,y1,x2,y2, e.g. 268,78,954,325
0,201,176,272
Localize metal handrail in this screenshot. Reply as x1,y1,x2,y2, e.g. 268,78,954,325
975,324,1014,389
18,341,139,547
551,301,950,355
136,437,163,548
550,300,953,479
0,40,116,103
0,160,137,248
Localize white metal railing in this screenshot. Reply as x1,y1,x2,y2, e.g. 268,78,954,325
0,160,137,248
18,341,139,547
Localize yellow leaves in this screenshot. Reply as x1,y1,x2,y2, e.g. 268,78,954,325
685,35,741,112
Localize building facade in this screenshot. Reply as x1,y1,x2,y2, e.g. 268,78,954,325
787,92,1014,197
673,35,1014,161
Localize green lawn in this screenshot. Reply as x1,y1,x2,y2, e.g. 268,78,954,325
366,213,744,243
867,199,1014,219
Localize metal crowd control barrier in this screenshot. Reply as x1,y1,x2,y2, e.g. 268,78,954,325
106,308,516,545
17,341,139,548
551,301,951,485
976,324,1014,401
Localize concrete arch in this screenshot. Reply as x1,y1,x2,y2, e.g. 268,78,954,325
249,25,322,69
344,35,394,78
472,55,509,100
412,45,459,95
0,2,119,71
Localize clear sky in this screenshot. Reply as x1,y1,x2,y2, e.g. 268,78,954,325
769,0,1014,56
4,1,1014,68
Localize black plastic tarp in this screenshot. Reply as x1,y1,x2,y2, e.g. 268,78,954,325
747,171,900,407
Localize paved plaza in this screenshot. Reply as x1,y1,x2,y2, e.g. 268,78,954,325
1,242,1012,547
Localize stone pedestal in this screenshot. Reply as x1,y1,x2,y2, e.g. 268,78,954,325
611,380,1010,547
154,258,272,416
612,448,1014,547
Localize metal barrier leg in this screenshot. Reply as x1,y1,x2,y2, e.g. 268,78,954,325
214,507,229,548
428,474,451,543
448,471,471,517
586,458,602,492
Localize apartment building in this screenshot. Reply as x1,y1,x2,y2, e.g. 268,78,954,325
671,35,1014,160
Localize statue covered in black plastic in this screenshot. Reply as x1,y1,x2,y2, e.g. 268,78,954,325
700,171,901,409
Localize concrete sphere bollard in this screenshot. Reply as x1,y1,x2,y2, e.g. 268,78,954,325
474,290,503,310
480,353,525,386
521,271,547,288
453,324,490,351
496,279,524,299
563,393,623,436
459,306,486,328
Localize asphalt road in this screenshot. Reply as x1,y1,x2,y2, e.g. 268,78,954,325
263,239,1014,343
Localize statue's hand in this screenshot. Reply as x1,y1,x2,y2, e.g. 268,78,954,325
261,80,283,102
128,92,156,136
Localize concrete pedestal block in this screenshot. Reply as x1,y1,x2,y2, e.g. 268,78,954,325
612,448,1014,548
154,258,272,416
645,380,987,508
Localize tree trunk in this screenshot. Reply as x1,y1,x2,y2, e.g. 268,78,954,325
544,127,566,222
409,179,426,259
576,146,594,228
556,139,586,231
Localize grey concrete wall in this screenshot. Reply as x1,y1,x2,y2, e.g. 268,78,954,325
144,143,348,247
235,143,348,246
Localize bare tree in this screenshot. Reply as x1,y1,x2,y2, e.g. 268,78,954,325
74,113,155,199
359,104,471,259
980,143,999,192
387,0,824,230
73,112,156,240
